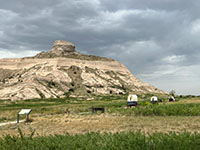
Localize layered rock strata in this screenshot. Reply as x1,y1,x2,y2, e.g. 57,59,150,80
0,40,165,100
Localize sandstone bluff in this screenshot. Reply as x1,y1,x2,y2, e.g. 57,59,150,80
0,40,165,100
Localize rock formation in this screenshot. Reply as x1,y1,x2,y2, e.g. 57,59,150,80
51,40,76,53
0,40,165,101
35,40,78,58
34,40,111,61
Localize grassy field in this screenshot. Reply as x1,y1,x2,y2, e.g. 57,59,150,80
1,130,200,150
0,95,127,123
1,94,199,122
1,94,200,149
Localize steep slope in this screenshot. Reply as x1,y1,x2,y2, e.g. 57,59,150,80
0,40,165,100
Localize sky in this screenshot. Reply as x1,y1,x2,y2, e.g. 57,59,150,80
0,0,200,95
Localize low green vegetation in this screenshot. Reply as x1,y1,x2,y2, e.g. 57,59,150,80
134,103,200,116
108,101,200,116
1,130,200,150
1,94,200,123
1,95,200,149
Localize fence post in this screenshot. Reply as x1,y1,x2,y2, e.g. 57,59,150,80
17,114,20,123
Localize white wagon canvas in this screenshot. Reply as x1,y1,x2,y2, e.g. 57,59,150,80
127,94,138,107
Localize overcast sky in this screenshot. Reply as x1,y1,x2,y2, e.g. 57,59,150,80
0,0,200,95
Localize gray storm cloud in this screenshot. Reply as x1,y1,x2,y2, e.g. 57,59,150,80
0,0,200,95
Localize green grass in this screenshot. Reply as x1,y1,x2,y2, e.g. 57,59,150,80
133,103,200,116
1,95,200,123
107,101,200,116
1,95,200,149
0,95,127,123
1,131,200,150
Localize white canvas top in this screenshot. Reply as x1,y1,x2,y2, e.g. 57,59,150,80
150,96,158,101
18,109,32,115
127,94,138,102
170,96,175,100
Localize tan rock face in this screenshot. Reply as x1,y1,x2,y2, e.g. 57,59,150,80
0,40,166,101
50,40,76,53
35,40,77,58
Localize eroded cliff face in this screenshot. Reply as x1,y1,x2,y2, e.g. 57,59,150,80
0,40,165,100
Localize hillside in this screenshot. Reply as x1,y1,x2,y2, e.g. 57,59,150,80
0,40,165,100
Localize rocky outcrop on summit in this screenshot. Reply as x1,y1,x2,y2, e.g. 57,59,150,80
51,40,76,53
35,40,77,58
34,40,112,61
0,40,165,101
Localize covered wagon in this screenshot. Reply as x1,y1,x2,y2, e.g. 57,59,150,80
127,94,138,107
169,96,175,102
150,96,158,104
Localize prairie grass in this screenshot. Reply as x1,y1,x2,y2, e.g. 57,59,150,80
1,130,200,150
1,114,200,137
1,95,200,149
1,95,200,123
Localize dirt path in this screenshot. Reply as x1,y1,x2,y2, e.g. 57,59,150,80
0,120,24,127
